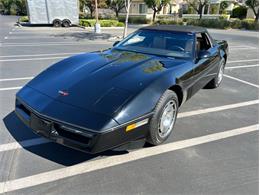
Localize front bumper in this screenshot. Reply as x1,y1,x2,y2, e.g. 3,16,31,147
15,98,150,154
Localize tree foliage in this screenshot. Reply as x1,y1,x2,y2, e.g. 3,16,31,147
144,0,171,22
245,0,259,21
0,0,26,15
185,0,209,19
106,0,125,17
232,6,247,19
79,0,107,18
220,1,228,10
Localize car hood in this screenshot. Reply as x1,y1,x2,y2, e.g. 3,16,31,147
27,49,185,116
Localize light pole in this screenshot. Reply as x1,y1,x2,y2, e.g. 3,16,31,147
94,0,101,33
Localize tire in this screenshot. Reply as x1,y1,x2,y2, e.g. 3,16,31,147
62,20,71,28
146,90,179,145
205,58,226,89
53,19,61,28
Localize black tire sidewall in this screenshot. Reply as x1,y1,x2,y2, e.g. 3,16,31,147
53,20,61,27
147,90,179,145
62,20,70,27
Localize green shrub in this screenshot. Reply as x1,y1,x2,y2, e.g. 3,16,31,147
155,19,183,25
186,19,230,29
116,22,124,27
241,19,259,30
156,18,258,31
118,16,151,24
79,19,124,27
19,16,28,22
232,6,247,19
230,19,241,29
219,14,230,20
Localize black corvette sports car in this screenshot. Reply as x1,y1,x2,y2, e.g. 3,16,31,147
15,25,228,153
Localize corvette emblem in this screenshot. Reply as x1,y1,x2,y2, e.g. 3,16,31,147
58,90,69,96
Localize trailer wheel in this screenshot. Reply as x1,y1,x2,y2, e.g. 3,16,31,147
53,19,61,27
62,19,71,28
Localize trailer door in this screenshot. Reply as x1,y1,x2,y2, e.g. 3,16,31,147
27,0,49,24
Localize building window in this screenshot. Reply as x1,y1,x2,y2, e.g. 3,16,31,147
139,4,146,14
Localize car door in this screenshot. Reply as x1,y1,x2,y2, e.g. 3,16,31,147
191,32,220,95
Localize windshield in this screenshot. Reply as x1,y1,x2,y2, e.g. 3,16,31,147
114,30,194,58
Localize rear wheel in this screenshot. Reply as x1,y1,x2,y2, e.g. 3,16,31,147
53,19,61,27
205,58,225,89
62,19,71,28
146,90,178,145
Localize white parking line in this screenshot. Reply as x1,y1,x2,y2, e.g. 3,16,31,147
0,124,258,193
230,47,257,50
224,74,259,88
4,36,61,40
0,41,109,47
0,52,82,58
0,87,22,91
230,46,256,49
0,138,50,153
225,64,259,69
178,100,259,118
0,77,33,82
227,59,259,64
0,56,67,62
0,100,258,153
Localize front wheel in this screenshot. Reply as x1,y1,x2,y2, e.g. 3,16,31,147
205,58,225,89
146,90,179,145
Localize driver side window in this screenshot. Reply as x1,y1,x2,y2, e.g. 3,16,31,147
196,33,212,55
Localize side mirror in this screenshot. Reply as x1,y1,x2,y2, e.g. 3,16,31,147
113,41,120,47
198,50,211,59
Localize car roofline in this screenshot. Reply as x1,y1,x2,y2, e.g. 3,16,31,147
140,25,207,34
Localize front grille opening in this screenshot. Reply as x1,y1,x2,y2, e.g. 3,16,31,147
18,103,31,116
53,124,90,145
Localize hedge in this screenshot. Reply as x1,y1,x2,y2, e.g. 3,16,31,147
19,16,29,22
156,18,259,30
79,19,124,27
232,6,247,19
118,16,151,24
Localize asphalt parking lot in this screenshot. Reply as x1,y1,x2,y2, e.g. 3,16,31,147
0,15,259,194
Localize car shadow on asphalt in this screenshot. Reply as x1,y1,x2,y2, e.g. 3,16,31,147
53,32,114,41
3,111,136,166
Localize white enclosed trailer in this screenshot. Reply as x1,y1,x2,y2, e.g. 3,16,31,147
26,0,79,27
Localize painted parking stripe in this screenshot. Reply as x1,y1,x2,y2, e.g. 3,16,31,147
230,47,257,50
0,87,22,91
0,52,82,58
0,138,50,153
4,36,61,40
0,77,33,82
0,125,258,193
0,42,109,47
224,74,259,88
0,100,258,153
227,59,259,64
0,56,68,62
225,64,259,69
230,45,256,49
178,100,258,118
